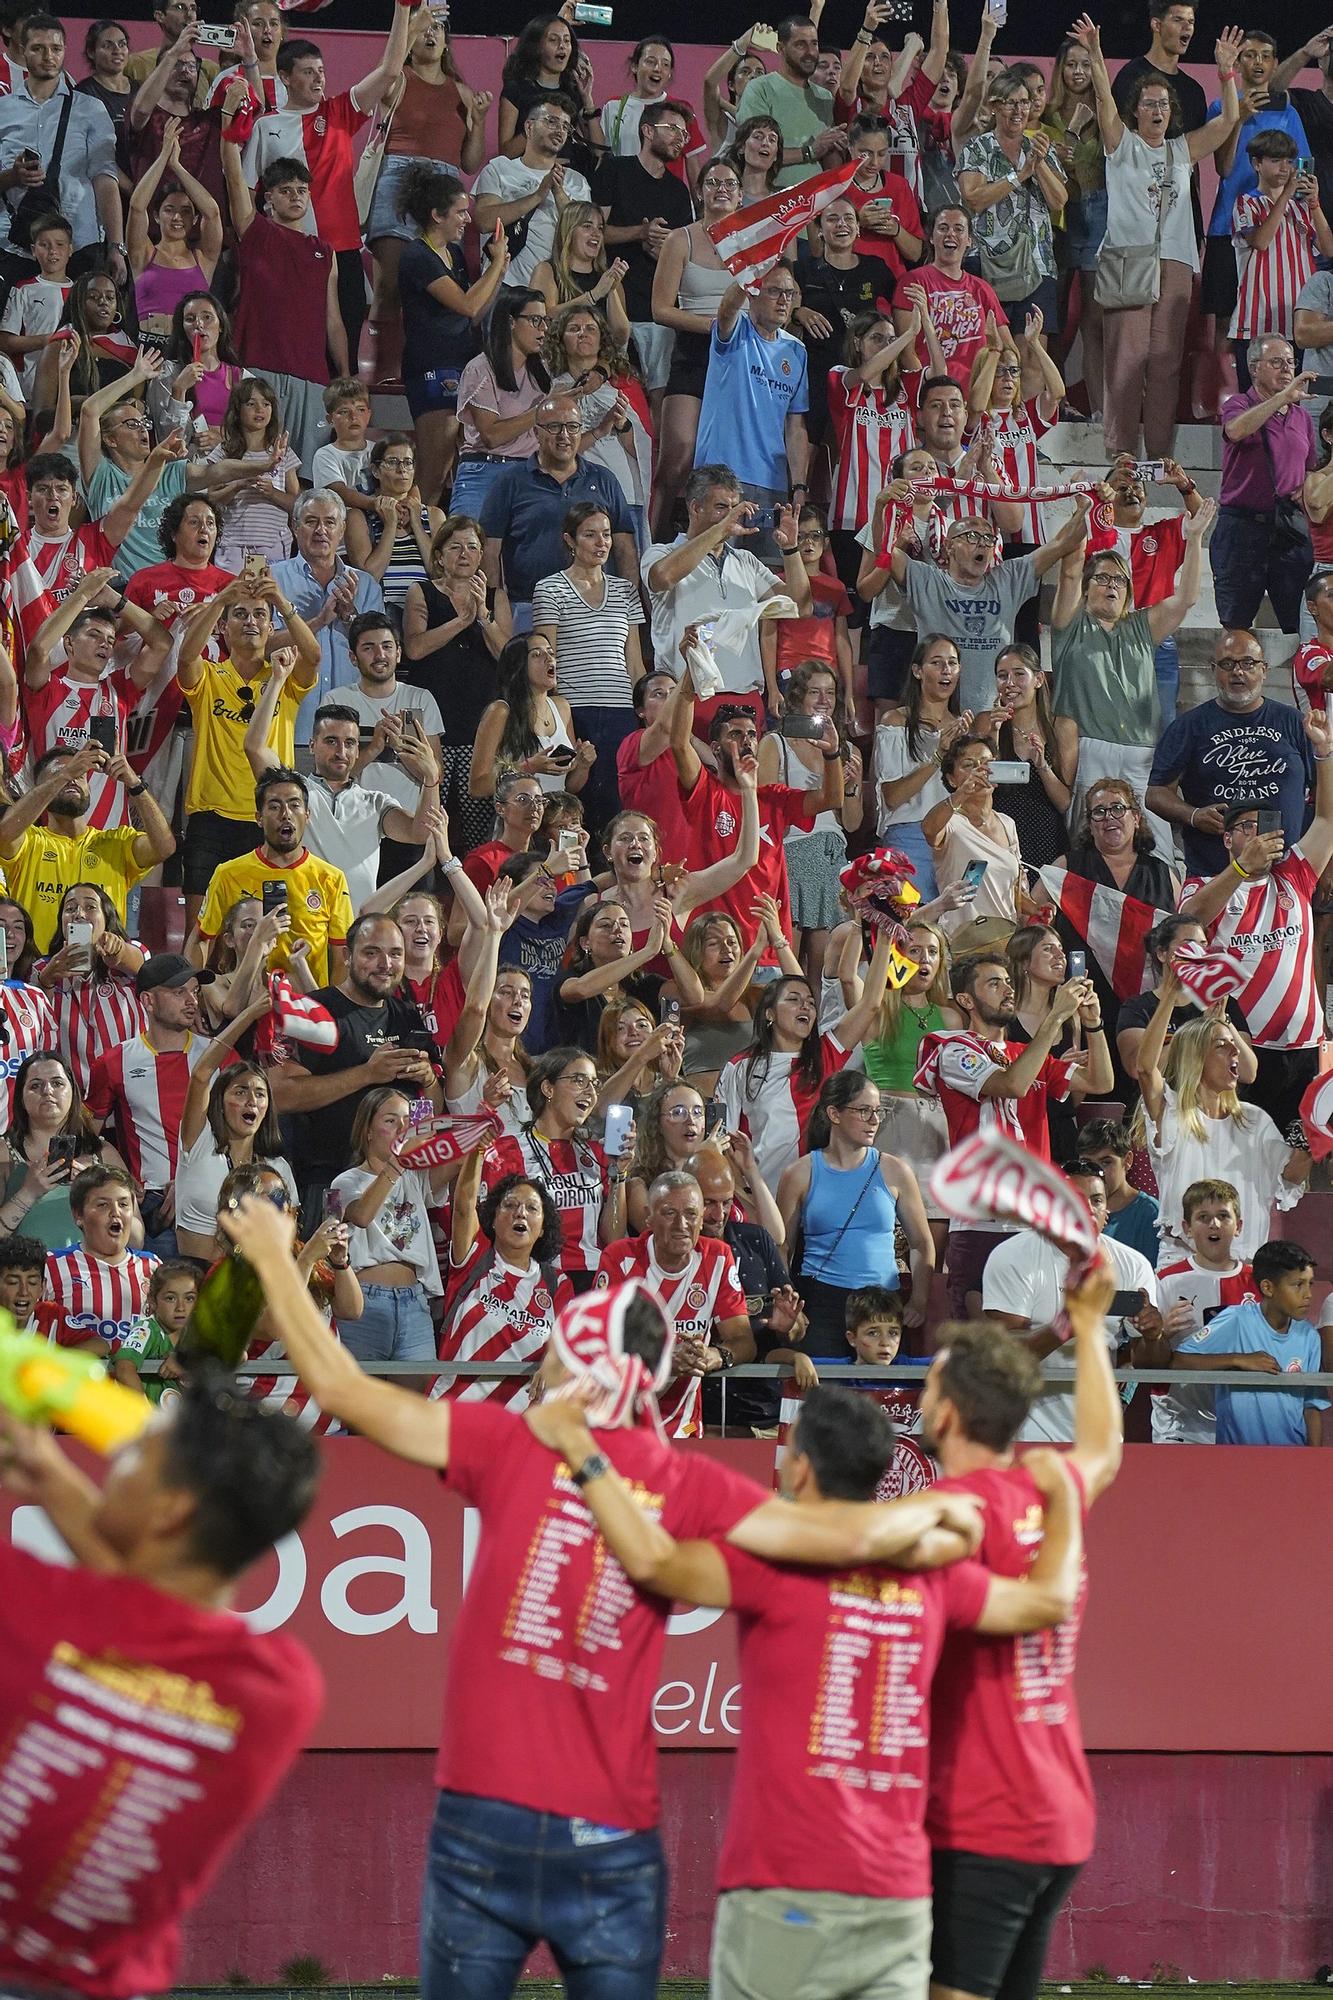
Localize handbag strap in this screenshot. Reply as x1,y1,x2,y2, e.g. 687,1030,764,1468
40,84,74,200
800,1150,883,1283
1257,415,1294,508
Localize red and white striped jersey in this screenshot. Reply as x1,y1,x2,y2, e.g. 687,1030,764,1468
86,1031,213,1189
1230,191,1317,340
715,1030,853,1191
968,398,1054,544
594,1233,748,1437
24,665,137,829
1151,1255,1257,1442
45,1246,157,1349
432,1241,572,1409
1179,849,1322,1049
45,970,143,1098
245,90,368,252
775,1378,935,1494
245,1330,343,1435
826,368,915,532
1292,638,1333,716
915,1031,1075,1164
0,980,58,1128
480,1130,609,1274
24,523,118,604
207,64,287,119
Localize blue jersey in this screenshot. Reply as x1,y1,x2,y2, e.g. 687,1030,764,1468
695,315,809,492
1182,1299,1328,1445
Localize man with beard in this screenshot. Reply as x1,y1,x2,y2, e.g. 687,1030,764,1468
190,767,354,989
0,741,175,952
593,100,694,419
1148,629,1314,877
734,15,842,186
270,912,440,1226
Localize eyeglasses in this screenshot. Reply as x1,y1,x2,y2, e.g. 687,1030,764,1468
763,288,799,301
536,420,580,434
664,1104,701,1120
516,313,550,327
951,529,993,547
379,456,414,471
701,176,740,191
844,1102,883,1120
118,417,151,432
1088,801,1131,820
1089,572,1128,589
656,121,689,137
1213,654,1265,668
508,791,542,807
557,1070,597,1087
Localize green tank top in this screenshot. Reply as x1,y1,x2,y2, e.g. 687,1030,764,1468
862,1000,945,1094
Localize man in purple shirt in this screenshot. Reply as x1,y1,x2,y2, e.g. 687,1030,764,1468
1210,335,1317,634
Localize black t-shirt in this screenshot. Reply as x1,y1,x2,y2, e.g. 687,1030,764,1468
399,239,478,383
591,152,694,320
1288,87,1333,214
400,578,499,745
794,253,891,434
286,988,430,1182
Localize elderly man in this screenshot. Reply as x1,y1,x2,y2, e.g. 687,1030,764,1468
690,1142,805,1436
0,14,125,292
643,466,811,732
734,14,843,186
271,489,385,739
473,98,591,290
1147,627,1315,877
1212,335,1318,633
694,263,811,555
480,394,634,628
595,1168,755,1438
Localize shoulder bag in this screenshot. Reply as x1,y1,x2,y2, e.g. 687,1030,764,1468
1094,141,1168,312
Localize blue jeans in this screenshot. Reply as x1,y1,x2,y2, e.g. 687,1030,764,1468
1210,504,1310,635
570,705,637,834
1153,632,1180,721
341,1280,436,1363
420,1790,665,2000
451,457,511,520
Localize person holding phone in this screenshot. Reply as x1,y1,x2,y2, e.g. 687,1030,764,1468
328,1086,458,1368
190,769,354,990
469,631,591,803
0,1051,133,1250
921,735,1030,944
480,1046,625,1286
174,995,298,1263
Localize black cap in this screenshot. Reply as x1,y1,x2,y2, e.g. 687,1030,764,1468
1221,801,1266,832
135,952,216,996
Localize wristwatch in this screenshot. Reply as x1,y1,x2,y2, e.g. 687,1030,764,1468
715,1346,736,1370
571,1450,611,1487
126,781,147,797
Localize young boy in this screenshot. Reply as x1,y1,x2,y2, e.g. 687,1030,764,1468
0,1232,55,1336
1179,1238,1327,1446
312,377,375,515
1136,1178,1256,1444
1230,131,1333,376
45,1166,157,1354
112,1258,197,1404
771,1286,935,1495
764,507,855,723
1076,1117,1161,1266
0,213,72,398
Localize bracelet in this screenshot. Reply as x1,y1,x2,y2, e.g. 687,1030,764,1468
1219,68,1236,80
126,781,146,797
821,749,841,761
1316,753,1333,763
855,28,873,41
1189,806,1198,827
801,139,815,163
1182,477,1197,495
1231,856,1250,878
439,856,462,877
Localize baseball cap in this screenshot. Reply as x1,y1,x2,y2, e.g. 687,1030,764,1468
136,953,216,995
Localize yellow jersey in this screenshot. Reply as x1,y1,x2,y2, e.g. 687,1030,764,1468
196,846,354,988
6,825,148,953
182,655,315,822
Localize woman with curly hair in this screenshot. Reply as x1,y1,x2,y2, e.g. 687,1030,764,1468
469,632,592,800
531,202,631,347
668,901,802,1095
33,269,136,424
544,301,652,546
438,1141,572,1407
480,1045,626,1285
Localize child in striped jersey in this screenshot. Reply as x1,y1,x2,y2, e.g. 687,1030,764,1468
1230,132,1333,382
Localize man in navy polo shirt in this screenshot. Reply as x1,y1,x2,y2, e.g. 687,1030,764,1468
479,395,636,628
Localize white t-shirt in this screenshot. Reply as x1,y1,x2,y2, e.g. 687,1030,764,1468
1105,130,1198,272
1146,1085,1302,1263
311,441,371,496
981,1227,1159,1444
174,1125,298,1241
873,719,948,833
331,1163,442,1295
335,681,446,816
472,154,592,286
640,538,772,696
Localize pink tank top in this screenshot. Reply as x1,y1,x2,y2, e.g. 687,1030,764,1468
134,257,208,325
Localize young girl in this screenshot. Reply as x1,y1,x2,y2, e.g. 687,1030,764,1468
209,376,300,570
874,631,968,896
331,1087,458,1364
555,898,674,1052
594,995,684,1122
175,996,298,1262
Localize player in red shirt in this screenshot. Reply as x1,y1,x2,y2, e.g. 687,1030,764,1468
0,1371,323,2000
919,1255,1123,2000
222,1197,982,2000
527,1382,1079,2000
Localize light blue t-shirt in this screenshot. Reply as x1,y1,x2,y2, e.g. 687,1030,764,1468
1182,1300,1328,1445
695,314,809,492
1205,97,1310,236
84,455,188,579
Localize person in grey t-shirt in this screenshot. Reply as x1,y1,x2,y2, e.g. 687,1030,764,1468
1295,266,1333,417
885,505,1088,712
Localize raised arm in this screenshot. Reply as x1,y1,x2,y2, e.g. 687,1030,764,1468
1133,975,1178,1129
676,762,761,911
1069,16,1123,151
221,103,256,236
1147,496,1214,643
974,1449,1083,1630
1187,30,1242,163
179,995,270,1149
1064,1250,1123,1503
351,0,415,112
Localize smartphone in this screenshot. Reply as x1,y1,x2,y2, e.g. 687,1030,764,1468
46,1134,78,1176
0,925,9,982
321,1187,343,1222
1111,1289,1146,1322
67,920,93,973
603,1102,633,1159
666,998,681,1024
399,1028,438,1063
781,713,827,740
408,1095,433,1127
696,620,716,645
1134,459,1165,483
558,827,581,858
16,148,37,169
243,551,266,586
960,859,989,895
572,1,612,20
703,1101,727,1142
1067,949,1087,981
1297,156,1315,177
87,715,117,756
1257,809,1282,837
883,0,914,18
750,21,779,48
988,759,1028,784
546,744,577,767
985,0,1007,21
261,880,288,916
193,22,238,47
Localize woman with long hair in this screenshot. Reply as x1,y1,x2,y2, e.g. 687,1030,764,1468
396,166,510,507
152,290,241,446
776,1069,934,1354
34,270,135,421
543,303,653,542
594,994,685,1111
35,883,144,1096
1005,922,1083,1161
531,202,631,347
668,900,802,1095
965,309,1065,563
1046,32,1107,417
922,733,1029,943
826,307,920,588
715,935,895,1193
497,13,598,177
330,1086,459,1364
1137,988,1308,1263
127,121,223,336
391,885,457,1058
702,31,767,154
1060,776,1179,904
984,641,1078,868
596,790,760,982
874,635,969,899
0,1051,132,1248
451,287,551,519
364,5,489,388
446,936,533,1139
556,898,673,1052
726,114,782,204
757,660,863,987
650,155,741,536
0,898,38,984
600,37,705,185
470,631,591,800
199,895,293,1028
437,1143,570,1407
1115,912,1256,1107
175,997,297,1261
208,375,300,569
625,1077,708,1232
480,1045,626,1285
345,432,445,608
402,514,509,854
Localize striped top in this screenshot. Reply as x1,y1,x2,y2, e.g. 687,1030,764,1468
366,505,434,610
530,569,645,709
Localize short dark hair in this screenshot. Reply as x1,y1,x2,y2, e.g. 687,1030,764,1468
67,607,118,644
71,1163,134,1217
158,489,221,559
25,450,78,490
526,88,578,122
158,1364,320,1578
1077,1117,1134,1160
639,96,691,136
933,1321,1042,1450
20,13,64,41
348,610,398,652
259,155,310,193
1252,1239,1314,1290
928,205,970,234
276,35,320,72
792,1384,896,1501
707,701,760,745
846,1284,903,1331
919,370,964,404
255,765,308,812
949,951,1007,1002
476,1172,563,1265
312,703,361,732
0,1231,46,1276
631,669,674,719
1062,1157,1106,1189
1247,127,1296,161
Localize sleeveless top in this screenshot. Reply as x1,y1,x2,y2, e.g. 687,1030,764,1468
496,703,575,793
991,755,1068,871
863,999,945,1093
799,1149,900,1307
778,735,840,836
404,577,498,743
678,242,732,317
134,257,208,326
367,505,434,609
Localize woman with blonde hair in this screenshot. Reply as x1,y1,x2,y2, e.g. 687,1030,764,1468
858,916,960,1262
531,202,631,347
543,302,653,546
1137,981,1308,1263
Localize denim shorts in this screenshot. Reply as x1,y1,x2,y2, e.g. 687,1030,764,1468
366,152,459,244
340,1281,437,1363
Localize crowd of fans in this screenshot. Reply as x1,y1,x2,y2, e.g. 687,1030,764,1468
0,0,1326,1450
